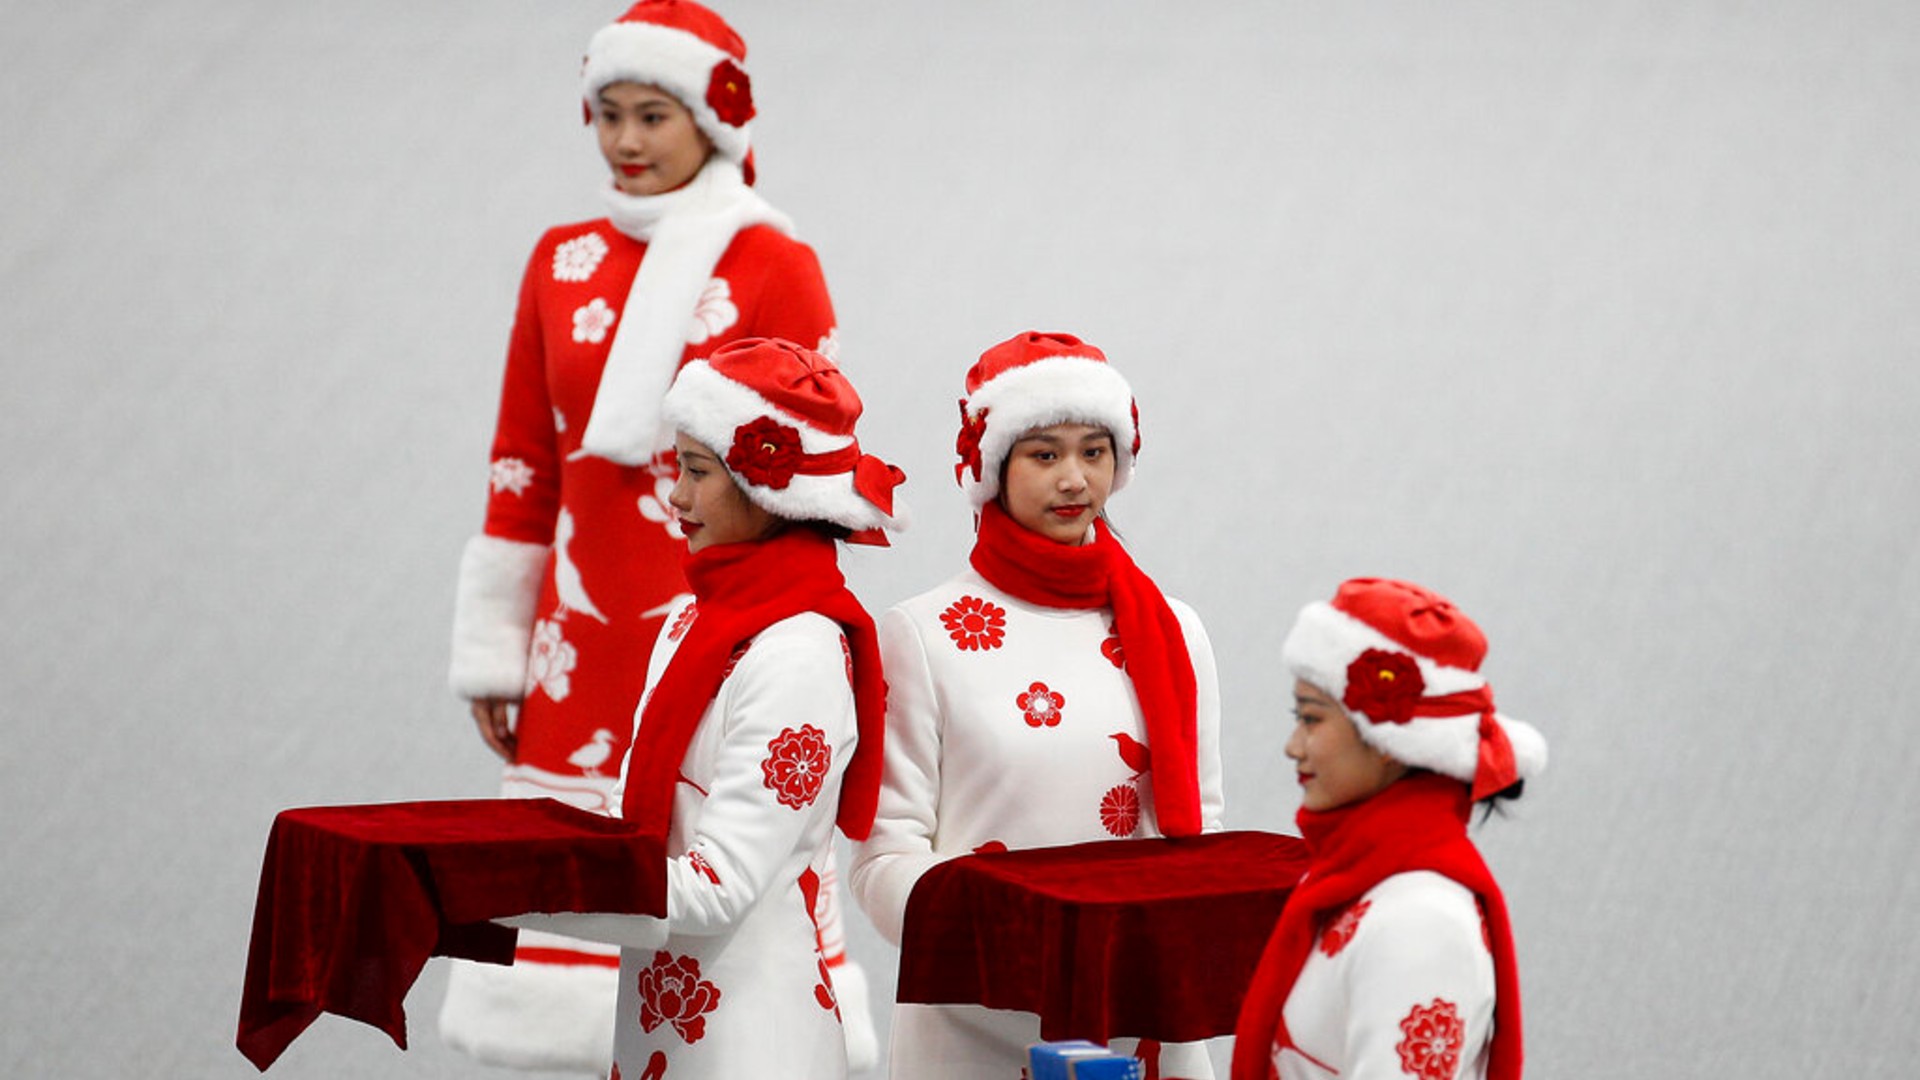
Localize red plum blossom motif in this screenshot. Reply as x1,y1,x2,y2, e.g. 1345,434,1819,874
1099,783,1141,837
1017,681,1065,727
761,725,831,810
940,595,1007,651
1395,999,1465,1080
1100,622,1125,669
705,59,755,127
726,416,805,489
636,951,721,1045
1319,899,1371,957
1344,648,1427,725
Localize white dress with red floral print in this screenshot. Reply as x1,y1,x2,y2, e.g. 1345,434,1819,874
850,568,1225,1079
595,600,857,1080
441,218,838,1072
1273,871,1496,1080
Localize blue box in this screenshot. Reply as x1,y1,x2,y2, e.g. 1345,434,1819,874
1027,1040,1145,1080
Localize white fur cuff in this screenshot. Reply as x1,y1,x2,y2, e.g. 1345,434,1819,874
448,534,549,700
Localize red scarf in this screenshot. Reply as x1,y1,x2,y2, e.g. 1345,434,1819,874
968,501,1202,837
1230,773,1522,1080
620,528,886,841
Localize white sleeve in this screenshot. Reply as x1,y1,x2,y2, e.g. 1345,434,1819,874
447,534,548,699
664,620,856,936
1342,877,1497,1080
848,606,946,945
1173,600,1227,833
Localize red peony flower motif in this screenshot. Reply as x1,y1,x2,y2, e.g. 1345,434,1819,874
636,950,722,1045
1016,681,1065,727
1319,899,1371,957
1100,622,1125,669
1099,782,1141,837
940,595,1007,651
1343,648,1427,725
705,59,756,127
667,602,698,642
726,416,804,489
761,724,831,810
954,401,989,483
1395,999,1466,1080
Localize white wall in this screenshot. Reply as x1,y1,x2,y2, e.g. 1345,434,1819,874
3,2,1915,1076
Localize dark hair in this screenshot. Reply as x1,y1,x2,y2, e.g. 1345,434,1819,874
1474,779,1525,825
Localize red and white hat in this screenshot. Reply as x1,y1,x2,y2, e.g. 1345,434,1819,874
582,0,755,167
1282,578,1547,801
953,331,1140,508
663,337,907,540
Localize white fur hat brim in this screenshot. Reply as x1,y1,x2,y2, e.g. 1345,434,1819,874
583,21,750,165
1282,601,1548,786
960,355,1137,508
662,360,906,535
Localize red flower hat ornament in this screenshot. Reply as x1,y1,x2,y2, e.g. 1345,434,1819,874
726,415,804,489
955,400,988,483
1342,647,1426,725
705,58,755,126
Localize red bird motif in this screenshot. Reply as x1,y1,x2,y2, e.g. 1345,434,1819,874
1109,732,1151,776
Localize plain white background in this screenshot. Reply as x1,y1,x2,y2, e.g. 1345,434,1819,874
2,2,1915,1077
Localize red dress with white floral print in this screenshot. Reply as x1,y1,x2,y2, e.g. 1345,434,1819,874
850,568,1225,1078
442,222,835,1074
1274,871,1497,1080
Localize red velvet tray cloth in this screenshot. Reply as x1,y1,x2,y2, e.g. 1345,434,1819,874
898,830,1308,1045
236,798,664,1071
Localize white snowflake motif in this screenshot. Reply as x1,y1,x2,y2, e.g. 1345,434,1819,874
815,329,841,362
684,278,739,345
551,231,610,283
637,471,685,539
573,298,617,344
489,456,534,496
525,619,578,702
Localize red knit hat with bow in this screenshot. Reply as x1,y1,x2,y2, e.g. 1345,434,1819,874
662,337,907,540
1282,578,1547,800
953,331,1140,509
582,0,756,168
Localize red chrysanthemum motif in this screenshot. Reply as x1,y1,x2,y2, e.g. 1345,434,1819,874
761,724,831,810
667,602,698,642
1016,681,1065,727
940,595,1007,651
726,416,804,489
1343,648,1427,725
1100,622,1125,669
1099,783,1141,837
705,58,756,127
954,401,990,483
636,950,722,1045
1319,899,1371,957
1395,999,1465,1080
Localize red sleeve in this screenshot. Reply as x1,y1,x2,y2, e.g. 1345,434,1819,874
480,234,564,546
727,227,837,354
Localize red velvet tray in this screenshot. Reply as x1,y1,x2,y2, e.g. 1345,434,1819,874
236,798,664,1071
898,830,1307,1044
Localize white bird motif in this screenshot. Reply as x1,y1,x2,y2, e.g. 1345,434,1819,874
567,729,617,777
551,509,609,623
